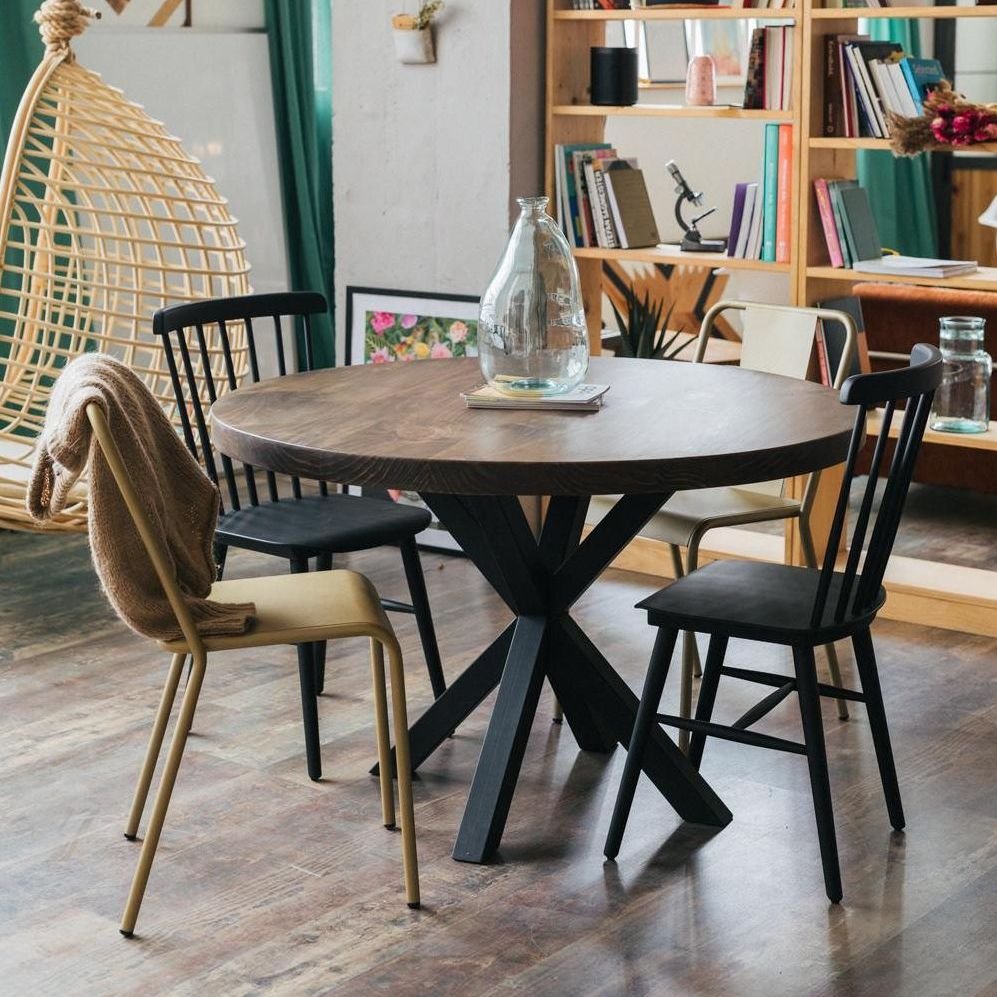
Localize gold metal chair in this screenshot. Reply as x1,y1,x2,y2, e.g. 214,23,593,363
590,301,858,747
84,403,419,937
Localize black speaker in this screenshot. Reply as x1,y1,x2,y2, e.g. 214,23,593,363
590,46,638,107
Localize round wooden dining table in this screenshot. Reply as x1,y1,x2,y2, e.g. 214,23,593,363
211,356,856,864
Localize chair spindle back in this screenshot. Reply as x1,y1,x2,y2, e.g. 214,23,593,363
153,292,329,514
809,344,943,629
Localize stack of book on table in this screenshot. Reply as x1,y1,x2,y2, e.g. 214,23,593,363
462,382,611,412
813,177,978,276
743,25,794,111
554,143,660,250
726,123,792,264
823,37,945,138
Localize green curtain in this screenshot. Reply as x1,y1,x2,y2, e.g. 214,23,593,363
1,2,46,368
265,0,335,368
857,19,938,257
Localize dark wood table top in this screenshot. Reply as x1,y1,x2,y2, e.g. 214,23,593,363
210,357,856,496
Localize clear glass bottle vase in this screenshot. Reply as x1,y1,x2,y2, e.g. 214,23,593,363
478,196,589,396
930,316,991,434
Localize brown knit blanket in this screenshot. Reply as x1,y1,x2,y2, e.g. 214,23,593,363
27,353,255,641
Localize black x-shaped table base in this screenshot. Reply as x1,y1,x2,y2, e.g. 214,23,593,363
379,492,733,864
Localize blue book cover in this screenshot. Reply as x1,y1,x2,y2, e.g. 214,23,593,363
726,182,749,258
899,57,945,114
760,123,779,263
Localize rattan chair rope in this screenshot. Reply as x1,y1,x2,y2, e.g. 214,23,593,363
0,0,251,531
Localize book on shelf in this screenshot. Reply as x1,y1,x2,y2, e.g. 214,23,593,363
461,382,611,412
838,186,882,264
742,25,793,111
554,142,610,247
812,177,858,267
823,37,946,138
760,122,780,262
554,143,658,250
604,164,660,248
775,122,793,264
818,295,870,379
852,256,979,278
813,177,870,268
724,124,789,263
569,1,631,9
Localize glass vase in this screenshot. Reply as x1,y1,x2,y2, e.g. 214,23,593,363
930,316,991,434
478,196,589,396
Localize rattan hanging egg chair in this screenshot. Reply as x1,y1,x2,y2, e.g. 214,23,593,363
0,0,251,532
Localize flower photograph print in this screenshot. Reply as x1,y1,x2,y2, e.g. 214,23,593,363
346,287,479,366
344,287,480,551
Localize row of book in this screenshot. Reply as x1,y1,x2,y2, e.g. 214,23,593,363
824,0,893,7
726,123,793,263
554,143,660,250
743,25,793,111
568,0,630,9
824,37,945,139
812,178,881,267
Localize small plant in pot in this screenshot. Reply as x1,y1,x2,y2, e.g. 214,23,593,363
610,286,692,360
392,1,444,65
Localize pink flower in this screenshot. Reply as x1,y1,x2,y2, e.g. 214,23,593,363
370,346,393,364
399,352,416,362
430,342,452,359
400,314,419,329
448,320,469,343
952,113,975,136
370,311,395,334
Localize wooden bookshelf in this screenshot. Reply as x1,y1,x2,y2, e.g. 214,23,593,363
552,104,795,119
555,7,798,21
809,137,997,154
574,243,793,272
812,5,997,19
546,0,997,636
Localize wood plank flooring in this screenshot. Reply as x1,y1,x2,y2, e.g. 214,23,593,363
1,530,995,996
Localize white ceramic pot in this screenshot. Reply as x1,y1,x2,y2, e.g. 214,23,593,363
393,27,435,65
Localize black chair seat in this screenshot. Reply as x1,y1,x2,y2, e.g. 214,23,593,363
217,493,432,559
638,560,885,646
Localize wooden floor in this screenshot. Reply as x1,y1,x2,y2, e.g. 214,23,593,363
1,530,996,996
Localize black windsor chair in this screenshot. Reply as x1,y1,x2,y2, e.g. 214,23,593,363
604,344,944,902
153,292,447,782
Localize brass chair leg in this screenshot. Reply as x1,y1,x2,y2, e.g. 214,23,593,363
370,639,396,830
120,652,207,938
799,519,849,720
124,653,186,840
383,637,420,909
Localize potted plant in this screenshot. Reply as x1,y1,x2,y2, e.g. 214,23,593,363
392,2,444,65
609,286,693,360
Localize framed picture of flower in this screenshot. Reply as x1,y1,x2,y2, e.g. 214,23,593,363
345,286,479,366
344,286,480,552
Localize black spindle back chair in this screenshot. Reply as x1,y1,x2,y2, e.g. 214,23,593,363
604,344,944,903
155,291,328,523
153,293,447,782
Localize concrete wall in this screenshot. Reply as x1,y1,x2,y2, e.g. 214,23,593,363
332,0,544,359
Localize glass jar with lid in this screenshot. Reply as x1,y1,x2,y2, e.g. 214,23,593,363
930,316,991,434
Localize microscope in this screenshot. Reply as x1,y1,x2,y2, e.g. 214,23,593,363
666,160,727,253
